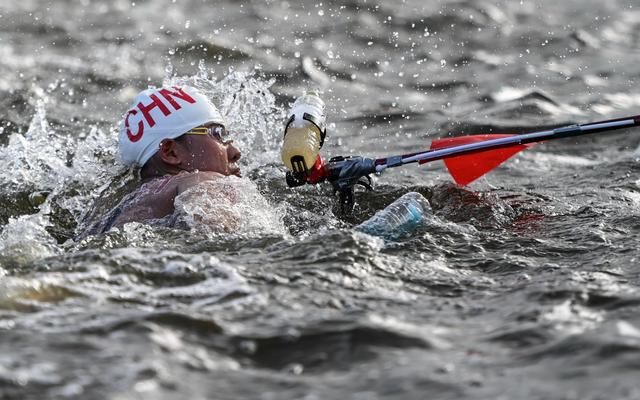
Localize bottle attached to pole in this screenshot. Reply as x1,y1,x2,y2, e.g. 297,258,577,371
280,90,376,213
281,91,326,177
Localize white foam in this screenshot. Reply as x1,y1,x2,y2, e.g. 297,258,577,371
0,89,120,225
0,204,59,266
0,96,72,192
617,321,640,338
525,152,602,169
173,176,285,237
366,313,451,349
491,87,529,103
542,300,604,336
592,93,640,116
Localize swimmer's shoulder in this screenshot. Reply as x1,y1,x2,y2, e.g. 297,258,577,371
107,175,181,228
173,171,226,194
105,171,227,230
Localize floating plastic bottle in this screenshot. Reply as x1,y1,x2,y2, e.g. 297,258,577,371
356,192,429,239
281,90,326,174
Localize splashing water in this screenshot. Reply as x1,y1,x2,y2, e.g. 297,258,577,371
0,66,287,247
173,176,285,237
0,89,116,193
0,95,70,264
0,95,72,193
60,125,121,223
164,62,286,170
0,87,121,253
0,201,60,267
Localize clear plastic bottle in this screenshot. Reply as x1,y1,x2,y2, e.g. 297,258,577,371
281,90,326,174
356,192,430,239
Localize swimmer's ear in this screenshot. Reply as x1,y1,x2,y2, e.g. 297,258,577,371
158,139,184,166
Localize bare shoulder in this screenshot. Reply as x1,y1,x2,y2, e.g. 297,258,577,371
175,171,225,194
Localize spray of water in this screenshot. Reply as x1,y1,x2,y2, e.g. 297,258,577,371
0,95,72,192
163,61,286,169
0,64,289,256
0,92,71,264
0,201,60,266
173,176,285,237
0,84,123,264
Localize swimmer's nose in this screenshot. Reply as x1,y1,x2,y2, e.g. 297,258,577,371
227,142,241,163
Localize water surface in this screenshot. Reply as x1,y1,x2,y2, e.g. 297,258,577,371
1,0,640,399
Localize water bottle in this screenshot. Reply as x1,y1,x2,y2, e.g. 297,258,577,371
281,91,326,174
356,192,429,239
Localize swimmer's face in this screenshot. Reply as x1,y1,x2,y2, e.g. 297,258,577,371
176,124,242,176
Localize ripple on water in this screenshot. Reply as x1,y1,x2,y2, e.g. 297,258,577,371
2,0,640,398
229,313,449,373
3,248,254,333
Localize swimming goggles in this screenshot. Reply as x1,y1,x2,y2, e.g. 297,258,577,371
184,125,230,143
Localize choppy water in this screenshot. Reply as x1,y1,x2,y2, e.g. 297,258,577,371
2,0,640,399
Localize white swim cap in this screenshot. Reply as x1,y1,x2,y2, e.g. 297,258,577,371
118,85,226,167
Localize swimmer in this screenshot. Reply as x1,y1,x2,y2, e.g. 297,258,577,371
99,85,241,231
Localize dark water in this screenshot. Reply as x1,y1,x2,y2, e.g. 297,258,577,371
2,0,640,399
